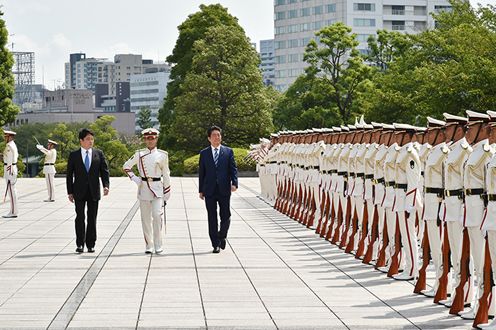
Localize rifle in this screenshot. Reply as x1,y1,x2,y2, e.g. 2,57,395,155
375,212,388,269
339,196,352,248
414,218,430,293
450,228,471,314
473,237,493,327
434,221,450,303
325,195,336,240
345,204,359,253
363,204,378,264
387,214,402,278
355,201,369,259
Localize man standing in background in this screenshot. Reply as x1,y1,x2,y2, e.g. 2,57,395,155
36,139,57,202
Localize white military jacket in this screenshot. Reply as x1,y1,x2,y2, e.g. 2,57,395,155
3,140,18,180
36,145,57,174
423,142,449,221
382,143,399,209
444,137,472,223
482,152,496,232
123,147,171,201
463,139,494,227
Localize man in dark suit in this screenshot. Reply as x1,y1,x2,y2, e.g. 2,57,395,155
67,128,110,253
199,126,238,253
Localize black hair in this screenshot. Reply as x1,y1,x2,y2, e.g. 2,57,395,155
207,125,222,137
79,128,94,140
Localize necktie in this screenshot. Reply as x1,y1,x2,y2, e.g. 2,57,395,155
213,148,219,167
84,150,90,172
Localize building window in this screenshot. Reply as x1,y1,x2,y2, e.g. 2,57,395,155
353,3,375,11
275,0,286,5
288,24,299,33
276,70,287,78
275,40,287,49
275,55,286,64
327,4,336,13
301,7,311,16
313,5,323,15
288,9,298,18
354,18,376,27
312,21,324,30
275,11,286,20
414,6,427,15
288,53,301,63
288,0,297,3
300,37,311,47
391,20,405,30
301,23,310,31
358,49,371,56
275,26,286,35
392,5,405,15
434,5,452,13
357,34,371,42
289,39,299,48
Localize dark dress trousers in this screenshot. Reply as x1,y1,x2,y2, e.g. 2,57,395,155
66,148,110,249
199,145,238,248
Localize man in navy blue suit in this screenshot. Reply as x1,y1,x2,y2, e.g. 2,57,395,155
199,126,238,253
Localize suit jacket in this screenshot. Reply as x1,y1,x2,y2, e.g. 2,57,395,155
199,145,238,197
66,148,110,201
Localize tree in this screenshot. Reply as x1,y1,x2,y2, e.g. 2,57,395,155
49,123,79,161
158,4,240,150
364,0,496,124
89,115,132,176
0,9,18,126
304,23,374,123
273,73,341,130
137,106,152,130
171,25,274,153
366,29,411,71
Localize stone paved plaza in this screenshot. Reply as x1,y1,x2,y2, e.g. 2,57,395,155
0,177,473,329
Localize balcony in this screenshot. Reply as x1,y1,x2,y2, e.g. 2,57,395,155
392,9,405,15
392,25,405,31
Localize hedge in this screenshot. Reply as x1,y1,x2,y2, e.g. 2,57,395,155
183,148,256,175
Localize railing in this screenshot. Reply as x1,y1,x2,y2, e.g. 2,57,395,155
392,9,405,15
392,25,405,31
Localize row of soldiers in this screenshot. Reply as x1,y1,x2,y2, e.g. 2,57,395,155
252,110,496,329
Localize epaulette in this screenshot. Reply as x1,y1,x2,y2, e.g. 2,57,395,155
158,149,168,155
394,145,401,151
483,144,491,152
442,146,450,154
407,145,414,153
461,141,470,149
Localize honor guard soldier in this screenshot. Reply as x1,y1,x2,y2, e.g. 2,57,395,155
420,117,448,298
459,110,495,320
480,110,496,329
123,128,171,254
2,130,18,218
36,139,58,202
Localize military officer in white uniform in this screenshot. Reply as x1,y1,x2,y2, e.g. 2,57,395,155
36,139,58,202
459,111,495,320
3,130,18,218
123,128,171,254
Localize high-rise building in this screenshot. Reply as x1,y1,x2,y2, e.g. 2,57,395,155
68,53,86,89
259,39,275,87
130,66,170,131
274,0,452,91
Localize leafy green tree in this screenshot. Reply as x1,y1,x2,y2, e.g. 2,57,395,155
366,29,411,71
89,115,132,176
49,123,79,161
304,22,374,123
158,4,240,150
171,25,274,153
273,73,341,130
136,106,152,130
0,9,18,125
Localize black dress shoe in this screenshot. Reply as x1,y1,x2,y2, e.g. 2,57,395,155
87,247,95,253
220,238,226,250
76,246,83,253
213,246,221,253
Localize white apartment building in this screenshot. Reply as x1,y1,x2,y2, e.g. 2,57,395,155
274,0,452,91
130,68,170,131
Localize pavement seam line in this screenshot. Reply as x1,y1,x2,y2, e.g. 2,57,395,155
241,182,421,330
234,187,349,330
181,178,208,330
47,201,140,330
136,254,153,329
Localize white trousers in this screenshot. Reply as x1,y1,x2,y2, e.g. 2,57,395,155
425,219,443,293
467,226,486,312
45,173,55,200
4,178,17,216
447,221,473,304
385,208,397,268
140,198,164,250
398,211,419,277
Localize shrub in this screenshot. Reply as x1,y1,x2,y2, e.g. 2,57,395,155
183,148,256,175
55,161,67,174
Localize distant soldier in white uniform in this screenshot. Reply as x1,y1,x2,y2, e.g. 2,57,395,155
123,128,171,254
3,130,18,218
36,139,58,202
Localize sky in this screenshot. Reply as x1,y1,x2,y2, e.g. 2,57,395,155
1,0,493,88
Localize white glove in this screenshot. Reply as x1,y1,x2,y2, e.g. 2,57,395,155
131,176,141,185
36,144,43,149
405,205,415,215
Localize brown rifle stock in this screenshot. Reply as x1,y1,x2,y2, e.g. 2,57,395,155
473,238,492,327
387,215,401,278
414,219,430,293
355,201,369,259
363,204,378,264
434,223,450,303
375,212,388,269
450,228,471,315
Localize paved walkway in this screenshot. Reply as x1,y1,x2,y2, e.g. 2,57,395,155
0,177,472,329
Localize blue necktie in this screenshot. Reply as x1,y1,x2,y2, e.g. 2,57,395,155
213,148,219,167
84,150,90,172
